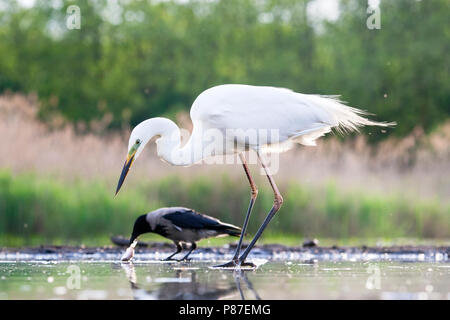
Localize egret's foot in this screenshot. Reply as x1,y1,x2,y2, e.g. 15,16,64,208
211,260,238,269
212,259,257,270
238,261,257,270
177,258,191,262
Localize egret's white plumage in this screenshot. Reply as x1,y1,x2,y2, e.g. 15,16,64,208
127,84,393,166
116,84,395,268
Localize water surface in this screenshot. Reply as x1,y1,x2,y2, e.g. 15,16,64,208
1,260,448,299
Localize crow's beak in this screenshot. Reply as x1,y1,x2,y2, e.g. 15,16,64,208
115,152,135,196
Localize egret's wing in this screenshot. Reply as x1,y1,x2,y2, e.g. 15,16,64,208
190,84,393,147
190,84,335,144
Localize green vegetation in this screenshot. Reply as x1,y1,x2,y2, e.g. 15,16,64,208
0,1,448,248
0,0,449,139
1,170,448,246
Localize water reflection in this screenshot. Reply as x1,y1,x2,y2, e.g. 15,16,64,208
1,261,449,299
120,263,261,300
233,270,261,300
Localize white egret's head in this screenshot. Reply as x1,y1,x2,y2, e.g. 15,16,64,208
115,118,178,196
115,121,153,196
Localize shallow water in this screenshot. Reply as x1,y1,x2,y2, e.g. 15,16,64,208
1,260,449,299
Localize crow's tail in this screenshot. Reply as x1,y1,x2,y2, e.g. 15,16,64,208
216,223,242,237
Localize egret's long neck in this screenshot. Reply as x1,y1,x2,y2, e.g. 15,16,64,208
149,118,201,166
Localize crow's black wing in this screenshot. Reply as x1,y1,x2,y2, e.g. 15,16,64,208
162,209,222,230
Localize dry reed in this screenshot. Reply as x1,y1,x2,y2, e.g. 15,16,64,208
0,93,449,202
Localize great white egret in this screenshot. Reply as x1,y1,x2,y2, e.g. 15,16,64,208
115,84,394,268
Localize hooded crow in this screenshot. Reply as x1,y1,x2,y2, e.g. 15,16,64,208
121,207,241,261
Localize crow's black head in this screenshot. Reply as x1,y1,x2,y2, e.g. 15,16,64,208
129,214,152,245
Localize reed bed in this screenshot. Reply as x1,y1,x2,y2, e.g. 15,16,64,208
0,170,448,244
0,93,449,243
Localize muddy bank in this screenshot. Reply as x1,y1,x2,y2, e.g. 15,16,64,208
0,238,448,262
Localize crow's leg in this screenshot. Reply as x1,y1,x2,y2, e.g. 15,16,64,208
163,242,182,261
178,242,197,261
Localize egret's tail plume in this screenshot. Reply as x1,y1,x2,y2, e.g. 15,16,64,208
308,94,396,134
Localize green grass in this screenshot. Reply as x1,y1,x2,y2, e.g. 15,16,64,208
0,169,449,246
3,233,449,248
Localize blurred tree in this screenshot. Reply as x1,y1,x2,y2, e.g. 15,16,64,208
0,0,448,138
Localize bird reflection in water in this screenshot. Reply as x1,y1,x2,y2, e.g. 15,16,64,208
120,263,260,300
233,269,261,300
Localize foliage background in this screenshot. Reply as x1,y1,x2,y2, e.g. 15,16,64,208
0,0,448,138
0,0,449,245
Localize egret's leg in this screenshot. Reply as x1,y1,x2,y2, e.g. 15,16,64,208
178,242,197,261
238,152,283,265
233,153,258,259
214,153,258,268
163,242,183,261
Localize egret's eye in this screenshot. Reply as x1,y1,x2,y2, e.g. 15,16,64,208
135,139,141,145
